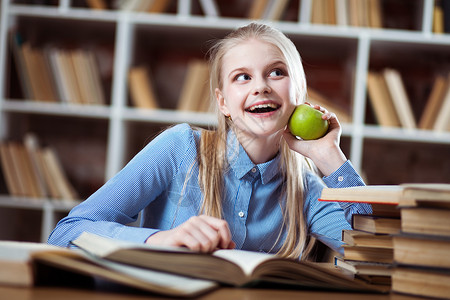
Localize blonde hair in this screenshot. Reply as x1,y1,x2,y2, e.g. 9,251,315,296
198,22,314,260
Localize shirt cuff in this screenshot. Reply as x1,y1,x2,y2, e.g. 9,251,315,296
322,160,365,188
321,160,372,223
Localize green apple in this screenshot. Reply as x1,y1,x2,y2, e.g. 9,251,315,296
288,104,329,140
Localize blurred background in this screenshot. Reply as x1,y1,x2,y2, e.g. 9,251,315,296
0,0,449,243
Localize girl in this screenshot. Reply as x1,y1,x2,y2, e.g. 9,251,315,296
48,22,371,260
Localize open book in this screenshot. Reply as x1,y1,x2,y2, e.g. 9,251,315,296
0,240,217,297
71,232,389,293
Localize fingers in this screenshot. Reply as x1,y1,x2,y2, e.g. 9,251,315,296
184,216,231,252
282,127,300,147
147,215,235,253
304,102,340,126
201,215,234,249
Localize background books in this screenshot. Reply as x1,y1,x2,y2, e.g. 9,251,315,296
94,0,292,20
433,0,450,34
112,59,214,113
311,0,383,28
367,69,450,132
0,133,78,201
176,59,212,113
128,66,159,110
10,32,106,106
307,87,352,123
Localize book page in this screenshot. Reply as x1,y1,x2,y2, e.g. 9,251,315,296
72,232,244,285
213,249,274,276
72,231,191,257
84,252,217,294
33,250,217,297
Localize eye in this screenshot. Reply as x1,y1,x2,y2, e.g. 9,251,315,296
269,69,284,77
235,73,251,81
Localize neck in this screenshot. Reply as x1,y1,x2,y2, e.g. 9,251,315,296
235,129,282,164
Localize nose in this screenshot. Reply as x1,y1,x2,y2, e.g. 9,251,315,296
252,78,271,95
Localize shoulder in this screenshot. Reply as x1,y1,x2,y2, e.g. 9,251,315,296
131,123,201,167
158,123,200,139
148,123,200,150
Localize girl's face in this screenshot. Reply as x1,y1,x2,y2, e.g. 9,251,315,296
216,39,297,138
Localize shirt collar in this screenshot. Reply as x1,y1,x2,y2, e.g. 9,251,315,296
226,129,281,185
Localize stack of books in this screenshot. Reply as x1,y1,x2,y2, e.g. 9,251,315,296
320,186,401,287
336,229,393,286
320,184,450,298
391,184,450,299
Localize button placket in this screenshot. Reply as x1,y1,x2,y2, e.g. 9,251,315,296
236,180,251,223
231,179,251,249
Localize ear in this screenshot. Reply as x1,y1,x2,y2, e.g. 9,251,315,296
215,88,230,116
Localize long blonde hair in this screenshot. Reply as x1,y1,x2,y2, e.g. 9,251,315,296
198,22,314,260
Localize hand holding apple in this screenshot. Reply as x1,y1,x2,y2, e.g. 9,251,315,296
288,104,329,140
283,103,347,177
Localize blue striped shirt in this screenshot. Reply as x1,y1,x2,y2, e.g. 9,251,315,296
48,123,371,255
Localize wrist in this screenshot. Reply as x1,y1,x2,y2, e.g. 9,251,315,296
145,231,161,245
312,145,347,177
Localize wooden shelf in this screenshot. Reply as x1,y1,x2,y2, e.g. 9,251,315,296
0,195,80,243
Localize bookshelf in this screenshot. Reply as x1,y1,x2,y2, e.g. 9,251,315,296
0,0,449,243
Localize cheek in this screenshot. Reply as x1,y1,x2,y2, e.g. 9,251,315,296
276,80,295,103
224,86,247,108
288,81,305,105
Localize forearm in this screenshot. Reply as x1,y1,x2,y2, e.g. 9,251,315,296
47,220,158,248
309,143,347,177
47,207,158,247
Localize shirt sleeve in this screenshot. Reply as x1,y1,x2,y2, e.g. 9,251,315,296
322,160,373,222
305,160,372,255
47,124,198,247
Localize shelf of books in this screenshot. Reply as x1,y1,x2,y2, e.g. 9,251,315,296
0,0,449,242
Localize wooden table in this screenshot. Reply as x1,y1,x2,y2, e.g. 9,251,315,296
0,285,421,300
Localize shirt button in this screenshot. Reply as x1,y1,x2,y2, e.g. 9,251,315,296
338,176,344,182
251,167,257,173
238,211,245,218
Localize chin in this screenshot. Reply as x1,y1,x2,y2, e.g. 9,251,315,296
247,121,285,137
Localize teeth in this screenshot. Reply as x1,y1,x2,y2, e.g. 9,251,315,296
248,103,278,111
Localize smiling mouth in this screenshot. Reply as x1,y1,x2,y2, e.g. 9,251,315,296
245,103,281,114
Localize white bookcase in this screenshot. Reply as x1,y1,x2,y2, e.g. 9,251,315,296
0,0,449,243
